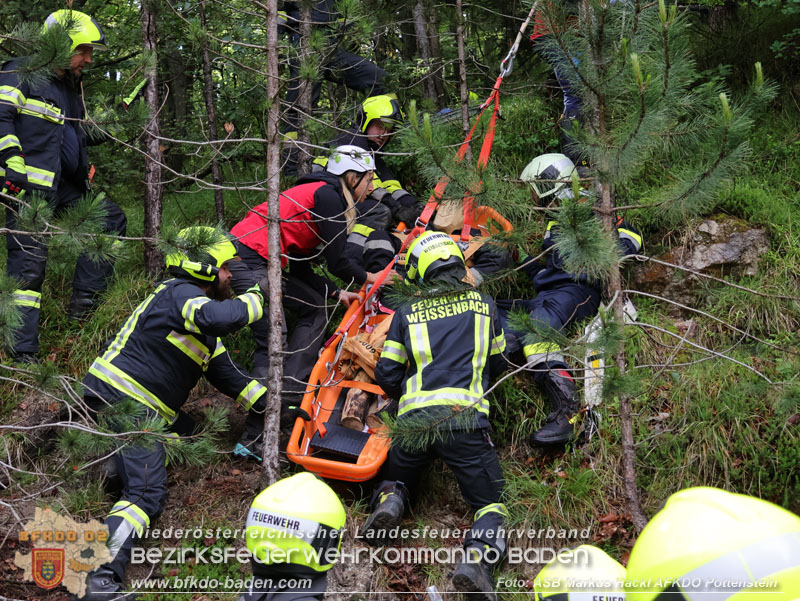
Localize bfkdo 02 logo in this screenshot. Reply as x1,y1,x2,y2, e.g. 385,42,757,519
32,549,65,589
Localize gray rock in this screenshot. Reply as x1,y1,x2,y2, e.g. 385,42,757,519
629,215,769,311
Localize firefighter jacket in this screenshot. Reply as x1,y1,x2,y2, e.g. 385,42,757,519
522,216,642,292
230,171,368,290
374,287,506,431
312,128,418,225
0,58,90,198
83,278,266,424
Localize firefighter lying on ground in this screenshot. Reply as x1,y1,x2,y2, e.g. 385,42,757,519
499,153,642,447
364,231,509,601
238,473,346,601
1,10,127,363
228,145,398,460
77,227,268,601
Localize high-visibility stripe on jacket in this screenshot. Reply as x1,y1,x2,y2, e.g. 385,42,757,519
0,58,89,196
374,288,506,430
83,278,266,422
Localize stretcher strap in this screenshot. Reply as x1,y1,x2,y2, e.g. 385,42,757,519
331,380,385,396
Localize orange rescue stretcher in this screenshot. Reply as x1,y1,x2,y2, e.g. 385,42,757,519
285,206,513,482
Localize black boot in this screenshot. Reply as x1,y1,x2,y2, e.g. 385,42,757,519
529,370,580,446
362,481,407,546
68,290,98,321
73,566,135,600
452,547,497,601
234,407,265,462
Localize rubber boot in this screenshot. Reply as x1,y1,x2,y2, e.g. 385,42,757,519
529,369,580,446
452,547,497,601
69,289,98,321
73,565,135,600
362,481,408,547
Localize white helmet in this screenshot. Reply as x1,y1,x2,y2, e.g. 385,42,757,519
326,145,375,175
520,153,576,202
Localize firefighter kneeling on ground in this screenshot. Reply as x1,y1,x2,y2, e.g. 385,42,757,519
364,231,509,601
76,227,268,600
500,153,642,447
238,472,346,601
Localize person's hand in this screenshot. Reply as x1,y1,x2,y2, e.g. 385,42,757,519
337,290,361,307
2,156,27,199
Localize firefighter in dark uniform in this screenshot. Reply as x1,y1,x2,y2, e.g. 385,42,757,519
237,472,346,601
501,153,642,446
77,227,267,600
281,0,386,174
311,95,421,272
228,145,394,460
0,10,127,362
366,231,509,601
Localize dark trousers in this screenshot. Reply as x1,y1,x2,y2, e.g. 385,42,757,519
5,190,127,353
499,284,600,384
227,245,328,406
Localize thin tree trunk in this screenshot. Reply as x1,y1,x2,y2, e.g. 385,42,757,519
426,6,446,107
413,1,437,101
295,2,313,176
141,0,164,275
455,0,472,162
260,0,283,486
199,0,225,221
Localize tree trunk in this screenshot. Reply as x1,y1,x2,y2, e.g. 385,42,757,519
455,0,472,162
426,5,447,107
199,0,225,221
259,0,284,486
141,0,164,275
413,1,437,101
295,2,314,176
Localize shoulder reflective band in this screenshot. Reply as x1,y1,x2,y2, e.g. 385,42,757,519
0,85,26,107
182,297,212,333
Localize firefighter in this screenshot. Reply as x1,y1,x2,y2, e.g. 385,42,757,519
281,0,386,175
0,10,128,362
366,231,509,601
237,472,346,601
533,545,626,600
625,487,800,600
229,145,395,460
76,227,268,600
501,153,642,447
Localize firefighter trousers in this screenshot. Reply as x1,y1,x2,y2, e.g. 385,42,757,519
5,191,127,353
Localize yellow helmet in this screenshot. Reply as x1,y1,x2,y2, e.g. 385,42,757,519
358,95,403,133
245,472,346,573
44,10,107,52
165,226,237,282
534,545,626,600
405,231,465,283
625,487,800,601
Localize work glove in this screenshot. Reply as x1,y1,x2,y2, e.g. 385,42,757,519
394,203,423,228
2,155,27,199
245,283,265,305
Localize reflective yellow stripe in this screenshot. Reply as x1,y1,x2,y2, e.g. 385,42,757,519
381,178,403,194
406,322,431,397
12,289,41,309
523,341,563,365
0,85,25,107
211,339,226,359
398,388,489,417
108,500,150,535
19,98,64,123
618,227,642,250
313,156,328,168
474,502,509,521
237,379,268,410
237,291,263,324
352,223,374,237
0,134,21,153
282,131,298,140
381,340,407,364
103,283,167,362
544,220,558,240
89,356,176,421
166,330,210,368
490,331,506,355
182,297,212,333
24,165,55,187
469,313,489,397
